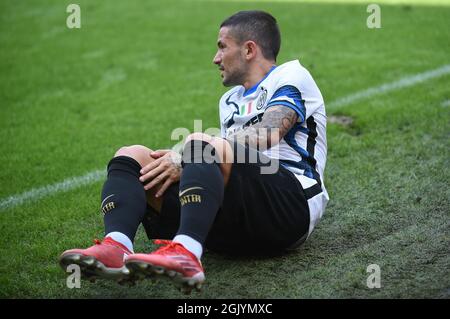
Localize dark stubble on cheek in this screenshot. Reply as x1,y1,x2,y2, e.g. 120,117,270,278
222,57,247,87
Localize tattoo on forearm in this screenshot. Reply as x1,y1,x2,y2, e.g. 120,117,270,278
228,106,298,150
258,106,298,137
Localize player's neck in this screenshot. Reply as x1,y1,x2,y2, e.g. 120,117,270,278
242,60,276,90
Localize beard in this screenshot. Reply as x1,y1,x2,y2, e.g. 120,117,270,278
222,59,248,87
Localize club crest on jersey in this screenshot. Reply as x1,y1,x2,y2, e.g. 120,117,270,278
256,87,268,110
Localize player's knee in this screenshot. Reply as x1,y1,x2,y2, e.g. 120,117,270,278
184,134,232,165
183,134,232,185
185,133,221,155
115,145,137,157
185,132,212,144
114,145,153,167
185,133,224,151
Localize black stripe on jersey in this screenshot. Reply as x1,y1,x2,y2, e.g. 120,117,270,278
281,115,321,187
306,116,321,186
303,182,323,200
306,116,317,165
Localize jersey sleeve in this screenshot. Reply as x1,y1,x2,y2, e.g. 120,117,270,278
265,62,324,123
266,85,306,123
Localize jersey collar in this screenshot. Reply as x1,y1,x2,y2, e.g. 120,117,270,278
242,65,277,97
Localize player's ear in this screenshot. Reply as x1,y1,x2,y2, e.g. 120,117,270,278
243,41,257,60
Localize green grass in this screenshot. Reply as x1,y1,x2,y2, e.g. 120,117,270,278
224,0,450,6
0,0,449,298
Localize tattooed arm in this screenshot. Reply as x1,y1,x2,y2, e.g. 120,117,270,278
227,105,298,151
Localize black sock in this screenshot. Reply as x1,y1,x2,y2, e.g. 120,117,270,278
176,140,224,244
102,156,147,242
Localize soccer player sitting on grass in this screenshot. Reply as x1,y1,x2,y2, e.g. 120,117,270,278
59,10,329,292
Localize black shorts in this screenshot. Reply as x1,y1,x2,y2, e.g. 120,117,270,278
142,143,311,256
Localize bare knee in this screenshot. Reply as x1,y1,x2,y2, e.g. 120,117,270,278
114,145,152,158
185,132,212,144
184,133,233,185
186,133,233,162
114,145,154,168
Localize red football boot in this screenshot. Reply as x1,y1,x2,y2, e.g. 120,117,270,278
125,240,205,292
59,237,132,283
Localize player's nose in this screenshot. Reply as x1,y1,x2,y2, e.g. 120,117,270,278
213,51,221,65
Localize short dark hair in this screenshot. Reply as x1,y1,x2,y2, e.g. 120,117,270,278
220,10,281,61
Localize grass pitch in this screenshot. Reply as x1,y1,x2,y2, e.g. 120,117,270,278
0,0,449,298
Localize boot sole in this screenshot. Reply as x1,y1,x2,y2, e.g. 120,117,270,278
59,253,132,285
125,259,205,294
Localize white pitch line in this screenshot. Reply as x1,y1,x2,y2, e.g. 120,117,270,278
328,64,450,109
0,170,105,211
1,64,449,212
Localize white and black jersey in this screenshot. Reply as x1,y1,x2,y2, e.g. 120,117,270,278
219,60,329,236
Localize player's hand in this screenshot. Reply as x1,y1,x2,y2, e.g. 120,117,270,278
149,149,170,159
139,150,182,197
